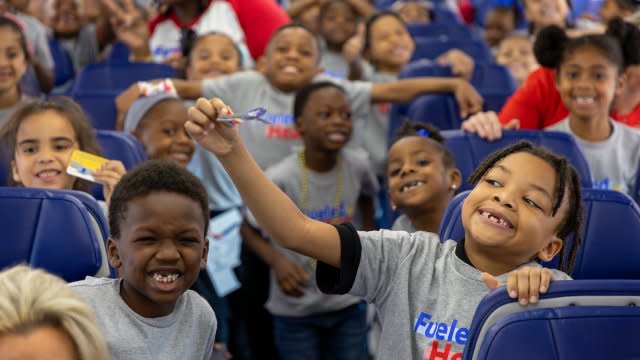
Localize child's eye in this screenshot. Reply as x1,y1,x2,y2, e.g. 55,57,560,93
179,237,200,244
566,71,579,80
163,128,177,136
388,168,401,177
134,236,155,243
485,178,501,187
319,111,332,118
417,159,430,166
340,112,352,120
592,72,605,80
20,144,38,154
524,197,542,210
299,49,312,57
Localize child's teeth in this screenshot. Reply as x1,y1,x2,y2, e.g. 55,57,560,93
152,273,179,283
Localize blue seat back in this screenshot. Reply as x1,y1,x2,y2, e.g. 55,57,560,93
72,62,175,93
400,61,517,92
0,187,104,281
439,189,640,279
72,91,118,130
442,130,592,190
411,37,492,63
462,280,640,360
48,38,76,87
105,42,132,63
92,130,147,200
407,23,474,40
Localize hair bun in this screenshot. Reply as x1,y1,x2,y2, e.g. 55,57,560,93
606,17,640,66
534,25,569,68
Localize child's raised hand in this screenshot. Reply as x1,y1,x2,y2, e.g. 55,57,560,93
272,253,310,298
481,267,556,306
342,23,365,63
461,111,520,141
94,160,126,205
436,49,475,80
185,98,238,157
453,79,483,118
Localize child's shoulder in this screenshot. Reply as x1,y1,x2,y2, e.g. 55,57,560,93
180,289,217,327
358,228,456,258
69,276,118,289
68,276,119,302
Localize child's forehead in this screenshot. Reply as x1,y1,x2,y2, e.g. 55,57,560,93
271,27,316,45
196,34,236,50
389,136,441,158
500,37,532,50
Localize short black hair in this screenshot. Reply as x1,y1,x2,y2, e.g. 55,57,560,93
467,141,584,273
268,23,321,56
108,160,209,239
390,120,456,169
293,81,347,121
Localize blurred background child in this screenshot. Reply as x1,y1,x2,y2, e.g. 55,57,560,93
495,34,538,86
0,16,32,126
387,121,461,233
483,5,519,51
392,0,434,24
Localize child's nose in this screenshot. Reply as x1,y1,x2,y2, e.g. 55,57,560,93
156,241,181,261
492,190,516,210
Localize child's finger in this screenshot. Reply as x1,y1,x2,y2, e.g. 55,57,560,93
506,272,518,299
481,272,501,290
195,97,215,119
539,269,554,293
187,106,213,129
528,270,541,304
209,98,231,117
516,268,531,305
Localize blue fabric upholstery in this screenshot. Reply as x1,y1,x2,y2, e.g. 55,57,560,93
72,91,119,130
0,187,104,281
441,130,593,190
48,38,75,87
462,280,640,360
438,189,640,279
72,62,175,93
411,37,492,63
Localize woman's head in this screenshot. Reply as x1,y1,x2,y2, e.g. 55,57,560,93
261,24,322,93
0,265,110,360
0,98,100,192
363,11,415,73
462,142,583,273
185,32,242,81
523,0,570,33
318,0,358,52
124,94,194,168
0,16,29,96
293,81,352,153
386,121,461,215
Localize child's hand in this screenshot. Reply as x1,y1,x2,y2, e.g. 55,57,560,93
185,98,238,157
461,111,519,141
453,79,483,118
273,253,310,298
94,160,126,205
436,49,475,80
482,267,556,306
342,24,365,63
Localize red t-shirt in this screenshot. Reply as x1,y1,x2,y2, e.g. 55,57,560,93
498,66,640,128
227,0,290,59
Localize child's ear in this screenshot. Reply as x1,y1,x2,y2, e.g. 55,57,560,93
536,236,563,262
107,237,122,269
200,238,209,271
448,168,462,192
11,160,21,184
615,72,627,97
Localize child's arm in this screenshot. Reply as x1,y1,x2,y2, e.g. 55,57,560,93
185,98,343,268
357,195,376,231
370,77,483,118
241,221,310,297
482,267,559,306
346,0,375,18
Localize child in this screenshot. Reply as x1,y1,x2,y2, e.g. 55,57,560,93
599,0,639,22
392,0,434,24
354,12,474,174
242,82,377,359
543,27,640,195
123,93,195,168
522,0,570,34
483,5,519,50
185,32,243,81
163,23,482,172
43,0,100,71
495,34,538,86
0,98,125,204
186,97,584,359
0,265,110,360
70,160,217,360
318,0,359,78
0,16,33,126
387,121,461,233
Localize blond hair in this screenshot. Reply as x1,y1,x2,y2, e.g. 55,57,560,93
0,265,110,360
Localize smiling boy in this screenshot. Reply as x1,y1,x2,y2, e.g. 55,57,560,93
70,160,216,360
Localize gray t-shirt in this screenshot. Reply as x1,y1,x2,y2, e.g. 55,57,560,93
60,25,100,71
251,149,379,317
0,95,33,127
362,70,397,175
391,214,417,232
201,70,372,170
320,50,349,79
70,277,217,360
546,118,640,195
317,225,571,359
